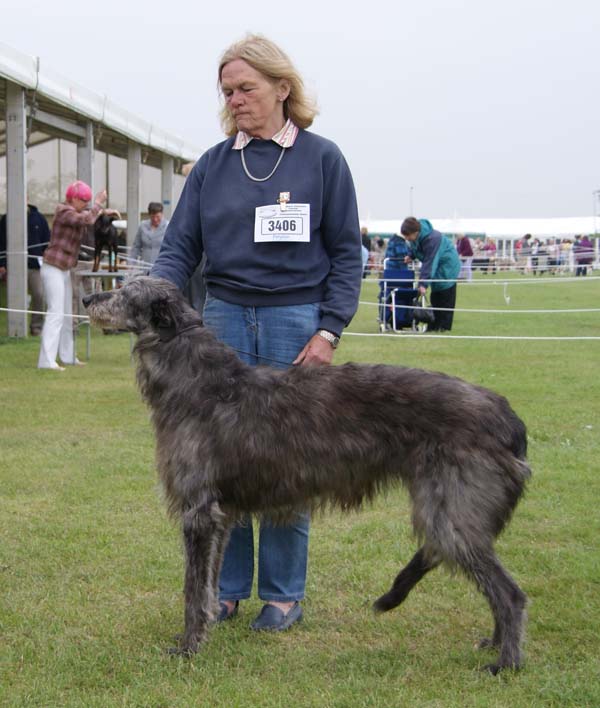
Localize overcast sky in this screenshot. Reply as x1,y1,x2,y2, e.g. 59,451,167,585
2,0,599,220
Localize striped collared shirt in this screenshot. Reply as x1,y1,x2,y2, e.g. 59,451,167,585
232,119,299,150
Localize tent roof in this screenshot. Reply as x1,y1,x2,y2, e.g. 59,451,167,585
362,216,598,239
0,41,202,168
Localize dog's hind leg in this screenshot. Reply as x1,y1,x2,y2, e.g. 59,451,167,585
170,500,223,656
461,549,527,674
373,547,441,613
206,513,232,619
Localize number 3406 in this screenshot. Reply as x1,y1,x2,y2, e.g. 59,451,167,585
267,219,298,232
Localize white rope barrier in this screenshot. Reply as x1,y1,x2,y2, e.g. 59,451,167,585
1,245,153,269
2,305,597,342
360,300,600,314
367,262,597,277
369,274,600,284
344,332,600,341
0,306,89,321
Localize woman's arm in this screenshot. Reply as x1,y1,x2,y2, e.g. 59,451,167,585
151,161,205,289
415,232,443,289
317,152,363,337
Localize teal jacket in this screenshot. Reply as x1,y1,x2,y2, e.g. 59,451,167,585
409,219,461,292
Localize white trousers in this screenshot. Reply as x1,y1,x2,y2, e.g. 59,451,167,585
460,256,473,281
38,263,75,368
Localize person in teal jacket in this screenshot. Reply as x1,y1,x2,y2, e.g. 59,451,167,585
401,217,461,331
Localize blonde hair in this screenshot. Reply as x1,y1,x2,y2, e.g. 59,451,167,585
218,34,318,137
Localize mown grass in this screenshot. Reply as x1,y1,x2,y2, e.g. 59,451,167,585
1,274,599,707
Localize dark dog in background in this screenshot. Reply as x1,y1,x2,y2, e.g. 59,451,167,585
83,277,531,674
92,214,119,272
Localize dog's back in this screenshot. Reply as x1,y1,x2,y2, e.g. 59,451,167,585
93,214,119,272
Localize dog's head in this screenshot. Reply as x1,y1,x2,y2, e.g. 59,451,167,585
94,213,117,236
82,276,199,336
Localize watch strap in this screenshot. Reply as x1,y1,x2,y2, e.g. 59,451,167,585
316,329,340,348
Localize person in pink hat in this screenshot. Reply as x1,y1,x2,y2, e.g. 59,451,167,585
38,181,118,370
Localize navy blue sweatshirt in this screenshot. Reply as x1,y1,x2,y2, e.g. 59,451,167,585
0,205,50,270
151,129,362,336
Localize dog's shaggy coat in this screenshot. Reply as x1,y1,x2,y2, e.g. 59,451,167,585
84,276,531,673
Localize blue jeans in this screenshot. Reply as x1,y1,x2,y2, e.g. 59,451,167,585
203,294,319,602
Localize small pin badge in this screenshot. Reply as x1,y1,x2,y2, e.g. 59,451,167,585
277,192,290,211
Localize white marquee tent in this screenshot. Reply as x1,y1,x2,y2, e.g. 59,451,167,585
361,216,598,239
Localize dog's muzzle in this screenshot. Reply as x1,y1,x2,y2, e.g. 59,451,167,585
82,292,112,308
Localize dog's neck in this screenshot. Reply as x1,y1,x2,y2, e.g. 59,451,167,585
157,323,203,343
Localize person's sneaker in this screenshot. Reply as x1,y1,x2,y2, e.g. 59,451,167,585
216,600,239,623
250,602,303,631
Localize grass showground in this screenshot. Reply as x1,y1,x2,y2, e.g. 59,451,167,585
1,273,599,707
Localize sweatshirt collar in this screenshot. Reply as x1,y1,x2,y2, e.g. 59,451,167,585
232,119,299,150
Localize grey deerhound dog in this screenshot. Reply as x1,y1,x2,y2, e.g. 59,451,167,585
83,276,531,673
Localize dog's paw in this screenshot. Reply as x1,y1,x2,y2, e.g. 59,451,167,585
481,661,520,675
372,593,396,614
166,645,196,658
481,662,502,676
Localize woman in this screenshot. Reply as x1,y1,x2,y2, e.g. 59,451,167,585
151,34,362,631
482,236,497,274
38,181,117,370
131,201,169,268
401,217,461,332
455,233,473,281
574,234,594,276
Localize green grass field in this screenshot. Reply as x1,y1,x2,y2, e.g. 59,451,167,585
1,274,599,707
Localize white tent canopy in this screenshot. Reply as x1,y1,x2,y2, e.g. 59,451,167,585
362,216,598,239
0,41,201,161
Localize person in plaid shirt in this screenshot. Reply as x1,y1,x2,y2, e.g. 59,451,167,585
38,181,117,370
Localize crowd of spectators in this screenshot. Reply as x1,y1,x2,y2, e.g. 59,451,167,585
360,228,597,279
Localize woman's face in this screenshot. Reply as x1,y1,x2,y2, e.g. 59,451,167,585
71,197,88,213
150,211,163,228
220,59,289,139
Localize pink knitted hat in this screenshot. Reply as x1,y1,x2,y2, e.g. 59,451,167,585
65,180,93,202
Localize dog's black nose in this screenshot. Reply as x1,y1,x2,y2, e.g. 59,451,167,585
82,294,94,309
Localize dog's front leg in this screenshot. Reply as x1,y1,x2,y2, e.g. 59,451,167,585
92,248,101,273
170,502,220,656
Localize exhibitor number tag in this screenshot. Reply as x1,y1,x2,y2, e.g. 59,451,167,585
254,203,310,243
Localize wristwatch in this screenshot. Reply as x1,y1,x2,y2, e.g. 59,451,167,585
316,329,340,349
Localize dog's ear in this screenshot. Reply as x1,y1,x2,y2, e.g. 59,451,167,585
150,296,176,330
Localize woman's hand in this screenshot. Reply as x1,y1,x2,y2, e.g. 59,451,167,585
418,285,427,296
105,209,122,219
404,255,413,264
293,334,335,366
94,189,108,206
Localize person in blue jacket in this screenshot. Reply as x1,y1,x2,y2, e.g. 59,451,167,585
151,34,362,633
384,233,410,266
0,204,50,335
401,217,461,331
